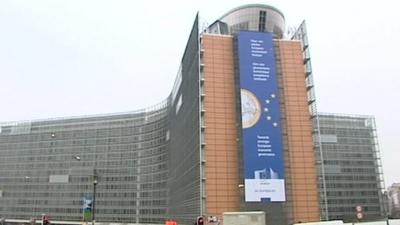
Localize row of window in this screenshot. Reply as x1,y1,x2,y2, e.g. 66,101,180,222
1,188,168,198
323,160,377,166
0,131,167,149
325,183,378,188
0,118,168,141
319,151,375,158
327,206,381,213
323,175,378,181
327,198,380,204
0,207,166,216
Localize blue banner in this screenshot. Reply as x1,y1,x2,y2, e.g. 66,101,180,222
237,31,285,202
83,195,93,221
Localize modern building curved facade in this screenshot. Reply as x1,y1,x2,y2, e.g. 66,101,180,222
0,4,326,225
218,4,285,38
0,101,171,224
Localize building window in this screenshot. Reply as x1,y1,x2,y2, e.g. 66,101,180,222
259,10,266,32
176,94,183,114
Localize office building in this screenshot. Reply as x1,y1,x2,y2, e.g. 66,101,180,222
0,105,170,224
315,113,385,221
0,4,321,225
388,183,400,218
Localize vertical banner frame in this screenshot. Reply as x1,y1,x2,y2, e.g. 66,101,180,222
237,31,286,202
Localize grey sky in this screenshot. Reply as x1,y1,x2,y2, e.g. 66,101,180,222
0,0,399,187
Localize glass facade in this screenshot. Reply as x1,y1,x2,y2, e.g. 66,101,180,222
0,4,386,225
315,113,385,221
0,14,202,225
0,102,169,224
167,14,201,225
218,4,285,38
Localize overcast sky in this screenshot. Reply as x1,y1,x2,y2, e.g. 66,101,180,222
0,0,399,187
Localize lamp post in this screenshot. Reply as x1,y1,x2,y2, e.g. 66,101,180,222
92,169,97,225
73,156,98,225
238,183,245,209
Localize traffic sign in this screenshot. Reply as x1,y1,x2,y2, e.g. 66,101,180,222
356,205,363,212
356,212,363,220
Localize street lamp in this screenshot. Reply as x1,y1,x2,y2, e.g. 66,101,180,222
238,183,245,209
92,170,98,225
73,155,97,225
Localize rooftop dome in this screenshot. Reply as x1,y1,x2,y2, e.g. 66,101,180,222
208,4,285,38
